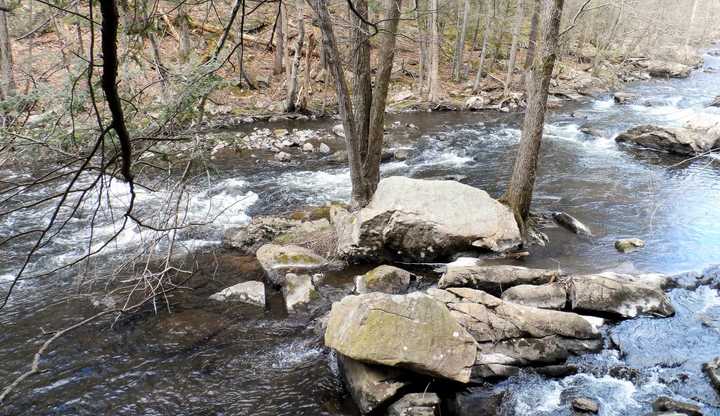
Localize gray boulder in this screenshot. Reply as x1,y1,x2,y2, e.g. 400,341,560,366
282,273,320,312
256,243,329,285
439,261,561,295
428,288,603,378
355,265,412,294
338,354,410,414
223,216,299,254
501,283,567,309
568,273,674,318
615,125,718,156
641,60,692,78
332,177,521,262
387,393,440,416
615,238,646,253
209,281,265,306
613,92,638,104
324,292,477,383
710,96,720,107
572,397,600,414
651,397,702,416
704,357,720,394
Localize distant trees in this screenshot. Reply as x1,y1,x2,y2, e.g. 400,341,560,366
0,0,14,102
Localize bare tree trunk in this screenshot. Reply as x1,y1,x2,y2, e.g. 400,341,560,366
283,2,290,84
452,0,470,81
428,0,441,102
685,0,699,48
591,0,623,76
299,32,315,110
473,0,494,92
502,0,564,228
0,0,13,101
522,0,540,86
309,0,403,207
176,5,192,62
273,3,284,75
504,0,525,95
415,0,428,95
286,0,305,112
350,0,372,154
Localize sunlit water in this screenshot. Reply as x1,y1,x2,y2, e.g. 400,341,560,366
2,54,720,415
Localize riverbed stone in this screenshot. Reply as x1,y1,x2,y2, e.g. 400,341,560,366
641,60,692,78
387,393,440,416
651,397,702,416
568,273,674,318
338,355,410,414
332,177,521,262
553,212,593,236
613,92,639,104
223,216,299,254
302,142,315,152
615,125,718,156
256,243,329,285
355,265,413,294
282,273,320,312
615,238,646,253
704,357,720,394
501,283,567,309
572,397,600,414
324,292,477,383
318,142,332,154
439,262,561,295
274,151,292,162
209,281,265,306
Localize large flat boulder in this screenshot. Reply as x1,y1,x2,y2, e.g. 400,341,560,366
208,280,265,307
438,261,561,295
615,125,719,156
338,355,410,414
332,177,521,262
568,273,674,318
256,243,329,285
640,60,692,78
324,292,477,383
501,283,567,309
427,288,603,378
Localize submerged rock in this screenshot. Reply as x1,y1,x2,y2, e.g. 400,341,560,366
568,273,674,318
615,238,646,253
439,262,561,295
223,216,299,254
208,281,265,306
387,393,440,416
501,283,567,309
704,357,720,394
613,92,638,104
282,273,320,312
332,177,521,262
274,151,292,162
338,354,410,414
615,125,718,156
651,397,702,416
324,292,477,383
552,212,593,236
710,96,720,107
355,265,412,294
256,244,329,285
572,397,600,414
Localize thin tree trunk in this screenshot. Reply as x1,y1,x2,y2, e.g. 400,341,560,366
283,2,290,84
473,0,494,92
502,0,564,228
350,0,372,154
177,5,192,62
685,0,699,48
0,0,14,100
453,0,470,81
523,0,540,86
286,0,305,112
471,9,481,49
428,0,441,102
504,0,525,95
299,32,315,110
273,3,284,75
414,0,428,95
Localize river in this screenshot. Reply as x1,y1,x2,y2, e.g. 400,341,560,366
2,53,720,415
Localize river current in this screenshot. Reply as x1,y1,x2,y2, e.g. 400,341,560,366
2,53,720,415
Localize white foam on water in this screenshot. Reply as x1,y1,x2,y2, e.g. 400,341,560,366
278,169,352,203
269,340,323,369
512,379,563,415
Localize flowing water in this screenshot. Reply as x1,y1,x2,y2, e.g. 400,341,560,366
2,53,720,415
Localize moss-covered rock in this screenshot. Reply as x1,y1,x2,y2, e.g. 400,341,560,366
256,244,329,285
355,265,412,294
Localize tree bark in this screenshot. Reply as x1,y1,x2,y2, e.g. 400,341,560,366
685,0,699,48
428,0,441,102
298,32,315,110
414,0,428,95
473,0,494,92
0,0,15,100
285,0,305,112
176,5,192,62
522,0,540,86
504,0,525,95
452,0,470,81
350,0,372,154
502,0,564,228
273,3,284,75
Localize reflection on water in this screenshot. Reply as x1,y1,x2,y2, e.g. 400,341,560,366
2,54,720,415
